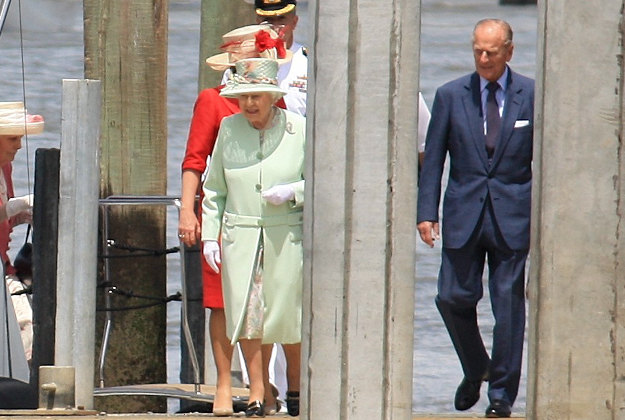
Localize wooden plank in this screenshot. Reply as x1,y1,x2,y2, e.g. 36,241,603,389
0,412,526,419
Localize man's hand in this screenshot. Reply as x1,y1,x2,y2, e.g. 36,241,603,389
417,221,440,248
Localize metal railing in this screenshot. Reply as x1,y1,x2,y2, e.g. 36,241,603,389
96,195,201,395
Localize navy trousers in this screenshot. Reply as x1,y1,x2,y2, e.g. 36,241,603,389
435,201,527,406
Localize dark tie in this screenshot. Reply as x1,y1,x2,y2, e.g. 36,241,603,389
485,82,501,158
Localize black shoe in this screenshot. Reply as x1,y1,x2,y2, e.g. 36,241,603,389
285,391,299,416
485,400,511,418
245,400,265,417
454,372,488,411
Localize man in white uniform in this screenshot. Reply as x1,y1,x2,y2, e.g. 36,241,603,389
255,0,307,116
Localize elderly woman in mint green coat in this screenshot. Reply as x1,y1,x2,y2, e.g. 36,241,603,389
201,57,304,417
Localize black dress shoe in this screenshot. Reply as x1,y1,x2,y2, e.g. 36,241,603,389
285,390,300,416
454,372,488,410
485,400,511,418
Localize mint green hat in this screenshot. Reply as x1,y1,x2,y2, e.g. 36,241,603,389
219,58,287,98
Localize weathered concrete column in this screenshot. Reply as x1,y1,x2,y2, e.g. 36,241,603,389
302,1,420,419
528,1,625,418
55,79,101,410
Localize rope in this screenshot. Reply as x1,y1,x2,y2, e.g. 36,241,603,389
10,284,29,296
99,240,182,259
17,0,31,196
94,281,202,312
99,239,201,259
11,285,203,311
96,291,183,312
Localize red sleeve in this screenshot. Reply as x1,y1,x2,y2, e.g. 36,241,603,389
182,87,239,173
0,164,15,274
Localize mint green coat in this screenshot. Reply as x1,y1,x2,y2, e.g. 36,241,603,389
201,109,305,345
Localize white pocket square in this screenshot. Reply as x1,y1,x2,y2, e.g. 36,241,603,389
514,120,530,128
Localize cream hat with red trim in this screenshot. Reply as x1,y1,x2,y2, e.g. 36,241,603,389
0,102,44,135
205,24,292,71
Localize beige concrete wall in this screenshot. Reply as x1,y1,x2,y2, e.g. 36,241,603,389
528,1,625,418
302,1,420,419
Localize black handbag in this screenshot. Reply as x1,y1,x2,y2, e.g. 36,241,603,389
13,224,32,281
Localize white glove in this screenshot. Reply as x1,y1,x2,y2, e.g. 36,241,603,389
6,194,33,218
202,240,221,273
262,184,295,205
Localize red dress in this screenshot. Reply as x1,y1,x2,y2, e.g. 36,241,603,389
0,164,16,276
182,86,286,308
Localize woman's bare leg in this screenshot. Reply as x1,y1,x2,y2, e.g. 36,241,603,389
261,344,278,411
239,338,265,404
209,308,233,412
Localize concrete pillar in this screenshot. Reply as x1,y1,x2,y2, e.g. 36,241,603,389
302,1,420,419
55,79,101,409
528,1,625,418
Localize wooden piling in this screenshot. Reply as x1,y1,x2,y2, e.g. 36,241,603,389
30,148,60,391
198,0,254,90
84,0,169,413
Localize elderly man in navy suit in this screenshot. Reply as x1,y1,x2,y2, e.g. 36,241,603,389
417,19,534,418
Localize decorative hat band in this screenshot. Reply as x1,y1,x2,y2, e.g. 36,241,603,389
226,73,279,89
219,58,287,98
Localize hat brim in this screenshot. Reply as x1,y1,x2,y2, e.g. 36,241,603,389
219,84,287,99
0,121,44,136
206,49,293,71
256,4,295,16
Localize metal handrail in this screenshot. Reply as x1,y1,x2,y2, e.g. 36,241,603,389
97,195,201,394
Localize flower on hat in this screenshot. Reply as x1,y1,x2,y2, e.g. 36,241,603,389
255,30,286,59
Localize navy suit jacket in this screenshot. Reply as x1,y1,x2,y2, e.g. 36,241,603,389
417,68,534,250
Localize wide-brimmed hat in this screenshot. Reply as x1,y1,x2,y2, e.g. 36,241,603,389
255,0,296,17
0,102,44,135
219,58,287,98
205,24,292,71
